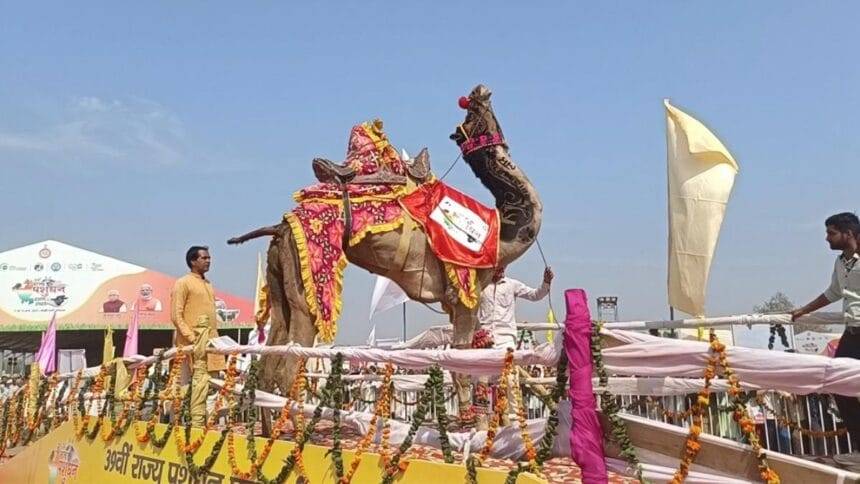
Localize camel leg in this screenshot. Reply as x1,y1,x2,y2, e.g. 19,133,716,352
449,301,482,429
258,238,291,437
278,235,316,393
259,238,290,392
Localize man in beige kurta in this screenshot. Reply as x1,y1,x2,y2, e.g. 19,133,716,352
171,246,226,373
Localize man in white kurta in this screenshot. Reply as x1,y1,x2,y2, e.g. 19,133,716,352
474,266,552,426
478,266,553,349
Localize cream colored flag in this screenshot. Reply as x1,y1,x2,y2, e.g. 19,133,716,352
666,100,738,318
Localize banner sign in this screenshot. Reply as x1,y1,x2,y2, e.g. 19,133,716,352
0,241,254,329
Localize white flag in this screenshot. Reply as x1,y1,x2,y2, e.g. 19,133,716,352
369,275,410,320
665,100,739,317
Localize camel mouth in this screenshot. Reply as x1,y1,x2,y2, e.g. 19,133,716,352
450,131,466,145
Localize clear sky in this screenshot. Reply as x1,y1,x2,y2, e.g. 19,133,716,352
1,2,857,346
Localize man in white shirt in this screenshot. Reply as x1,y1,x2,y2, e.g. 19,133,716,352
472,265,552,427
792,212,860,460
478,266,553,349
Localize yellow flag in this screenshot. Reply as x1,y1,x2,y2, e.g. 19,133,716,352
114,360,130,396
546,309,556,344
102,325,115,365
102,324,115,391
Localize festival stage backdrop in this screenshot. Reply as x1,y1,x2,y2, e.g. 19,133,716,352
0,240,254,331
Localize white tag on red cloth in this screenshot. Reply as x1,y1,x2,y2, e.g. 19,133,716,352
429,195,490,253
399,180,499,268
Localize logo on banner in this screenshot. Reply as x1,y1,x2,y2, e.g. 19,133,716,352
429,196,490,253
39,245,52,259
12,277,69,308
48,441,80,483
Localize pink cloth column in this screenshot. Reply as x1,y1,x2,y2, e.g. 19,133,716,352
564,289,607,483
123,304,141,357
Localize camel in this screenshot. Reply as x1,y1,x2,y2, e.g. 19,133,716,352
227,84,542,423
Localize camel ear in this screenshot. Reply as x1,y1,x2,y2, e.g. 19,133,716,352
472,84,492,101
405,147,431,180
414,147,429,165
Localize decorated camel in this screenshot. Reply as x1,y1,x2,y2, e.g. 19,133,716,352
228,84,542,421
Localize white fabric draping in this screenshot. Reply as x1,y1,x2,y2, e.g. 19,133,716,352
50,328,860,397
219,343,559,377
210,378,570,461
391,322,560,350
603,312,843,331
391,324,452,349
603,329,860,396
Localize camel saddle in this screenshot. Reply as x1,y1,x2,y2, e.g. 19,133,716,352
312,147,432,185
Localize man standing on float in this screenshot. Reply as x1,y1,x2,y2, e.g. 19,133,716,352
471,265,553,426
792,212,860,462
171,246,226,425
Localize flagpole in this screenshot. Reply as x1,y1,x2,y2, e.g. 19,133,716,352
402,303,407,342
669,306,676,338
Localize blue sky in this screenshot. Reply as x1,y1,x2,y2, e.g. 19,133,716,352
1,3,857,346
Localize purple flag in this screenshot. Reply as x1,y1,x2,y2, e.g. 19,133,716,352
35,311,58,375
123,303,140,357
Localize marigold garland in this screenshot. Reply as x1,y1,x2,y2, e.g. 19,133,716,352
136,352,183,447
340,362,394,484
671,329,780,484
511,371,540,477
256,353,344,484
228,357,306,482
177,354,239,455
466,348,514,484
753,394,847,438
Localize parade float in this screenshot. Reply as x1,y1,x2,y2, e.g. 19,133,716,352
1,85,859,483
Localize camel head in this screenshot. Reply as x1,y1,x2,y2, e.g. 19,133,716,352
450,84,505,152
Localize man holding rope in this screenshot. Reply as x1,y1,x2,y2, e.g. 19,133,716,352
470,265,553,427
792,212,860,459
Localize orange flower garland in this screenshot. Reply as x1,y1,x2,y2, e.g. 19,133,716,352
75,364,110,438
102,365,147,442
61,370,84,426
176,354,239,455
25,374,59,435
754,394,846,438
671,330,781,484
476,348,514,466
718,341,779,484
136,352,183,443
511,371,540,477
341,362,394,484
228,357,307,481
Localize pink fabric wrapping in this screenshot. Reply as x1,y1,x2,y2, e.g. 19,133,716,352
123,304,140,357
564,289,607,483
35,311,57,375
